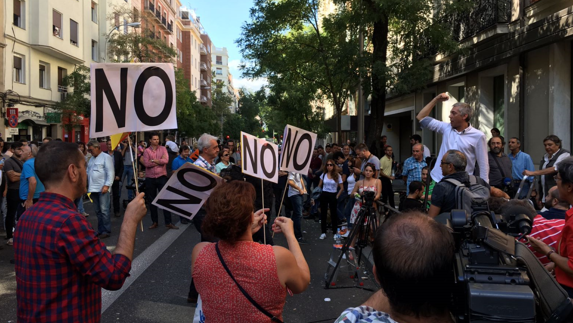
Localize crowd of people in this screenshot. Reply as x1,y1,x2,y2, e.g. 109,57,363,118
6,91,573,322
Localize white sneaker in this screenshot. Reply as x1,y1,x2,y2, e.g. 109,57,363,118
319,233,326,240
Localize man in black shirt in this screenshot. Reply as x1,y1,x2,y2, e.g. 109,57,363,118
4,142,25,244
488,136,513,192
399,181,425,212
107,141,124,217
540,185,568,220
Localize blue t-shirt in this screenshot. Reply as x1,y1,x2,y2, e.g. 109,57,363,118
172,156,193,171
19,158,45,200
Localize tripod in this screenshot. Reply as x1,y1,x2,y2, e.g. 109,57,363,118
324,197,379,291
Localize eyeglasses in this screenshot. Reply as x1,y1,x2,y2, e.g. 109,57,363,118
223,154,229,157
326,164,334,167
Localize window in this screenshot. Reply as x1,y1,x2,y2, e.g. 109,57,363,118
13,55,24,83
91,1,97,23
39,62,50,89
70,20,78,46
216,68,222,75
133,8,139,23
216,56,222,65
92,40,98,61
114,13,119,27
58,67,67,93
123,18,128,34
53,10,62,38
493,75,505,135
13,0,24,28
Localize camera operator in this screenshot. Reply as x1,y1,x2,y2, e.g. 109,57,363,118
527,156,573,298
334,211,455,323
428,150,490,219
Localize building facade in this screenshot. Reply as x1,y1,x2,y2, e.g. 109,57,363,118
211,45,238,112
177,6,204,100
200,33,212,107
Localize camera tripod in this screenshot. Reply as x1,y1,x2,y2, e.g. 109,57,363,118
323,199,380,291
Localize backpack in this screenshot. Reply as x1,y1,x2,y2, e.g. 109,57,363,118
444,175,490,215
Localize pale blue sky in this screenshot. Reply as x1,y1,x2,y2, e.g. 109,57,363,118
180,0,267,91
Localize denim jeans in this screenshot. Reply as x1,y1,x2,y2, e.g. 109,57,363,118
92,191,111,235
343,196,355,228
122,166,135,200
76,196,85,214
289,194,303,239
337,189,348,221
145,176,172,225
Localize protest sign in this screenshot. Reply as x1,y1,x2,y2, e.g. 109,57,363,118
152,163,223,220
90,63,177,138
241,131,279,183
280,124,317,175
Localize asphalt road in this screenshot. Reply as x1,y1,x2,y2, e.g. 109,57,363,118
0,190,380,323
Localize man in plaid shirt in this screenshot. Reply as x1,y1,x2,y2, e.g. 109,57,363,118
401,144,427,194
14,141,147,323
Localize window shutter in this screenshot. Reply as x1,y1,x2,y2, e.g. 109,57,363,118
14,56,22,69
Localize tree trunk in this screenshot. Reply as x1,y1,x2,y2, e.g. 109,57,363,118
367,13,389,153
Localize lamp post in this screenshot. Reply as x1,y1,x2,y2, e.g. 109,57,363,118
104,22,141,62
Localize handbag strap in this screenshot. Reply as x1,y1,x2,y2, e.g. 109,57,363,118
215,243,283,323
490,152,508,179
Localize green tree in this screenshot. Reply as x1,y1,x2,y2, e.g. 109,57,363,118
53,65,90,141
211,75,234,139
107,7,176,62
333,0,471,149
238,0,361,140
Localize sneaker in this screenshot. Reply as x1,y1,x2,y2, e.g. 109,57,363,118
319,233,326,240
82,212,89,217
340,220,348,226
6,238,13,246
297,238,308,245
341,230,350,238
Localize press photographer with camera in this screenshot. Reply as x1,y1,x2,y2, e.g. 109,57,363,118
335,211,455,323
527,156,573,298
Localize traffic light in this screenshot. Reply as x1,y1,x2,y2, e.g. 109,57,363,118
226,135,230,139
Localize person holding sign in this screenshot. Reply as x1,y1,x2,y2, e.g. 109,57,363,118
317,158,344,240
142,133,178,230
192,181,310,322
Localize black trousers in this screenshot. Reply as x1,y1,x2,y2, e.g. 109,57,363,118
145,176,172,225
111,179,121,214
380,177,395,208
5,189,19,239
320,191,339,234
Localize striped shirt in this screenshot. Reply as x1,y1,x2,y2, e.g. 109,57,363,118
528,215,564,265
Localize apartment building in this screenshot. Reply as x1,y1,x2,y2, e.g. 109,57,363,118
0,1,6,117
211,45,238,112
177,6,204,100
141,0,176,59
3,0,106,142
200,33,212,107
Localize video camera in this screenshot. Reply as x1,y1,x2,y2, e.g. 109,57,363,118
361,191,376,208
447,199,573,323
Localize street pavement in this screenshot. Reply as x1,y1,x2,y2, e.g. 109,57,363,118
0,187,383,323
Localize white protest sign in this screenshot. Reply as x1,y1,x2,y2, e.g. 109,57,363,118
152,163,223,220
280,124,317,175
90,63,177,138
241,131,279,183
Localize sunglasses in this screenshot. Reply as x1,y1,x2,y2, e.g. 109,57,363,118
223,154,229,157
326,164,334,167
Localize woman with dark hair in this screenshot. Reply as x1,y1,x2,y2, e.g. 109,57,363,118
215,147,233,174
349,163,382,225
192,181,310,322
317,158,343,239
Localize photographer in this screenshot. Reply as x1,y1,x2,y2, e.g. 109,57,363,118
527,156,573,298
335,212,454,323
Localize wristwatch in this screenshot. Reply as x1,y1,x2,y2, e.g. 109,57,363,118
547,249,556,260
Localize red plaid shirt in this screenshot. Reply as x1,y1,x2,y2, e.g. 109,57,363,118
14,192,132,323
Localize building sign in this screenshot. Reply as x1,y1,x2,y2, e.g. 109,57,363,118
7,108,18,128
8,128,18,135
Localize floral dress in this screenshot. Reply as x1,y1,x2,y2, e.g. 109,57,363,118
350,184,377,224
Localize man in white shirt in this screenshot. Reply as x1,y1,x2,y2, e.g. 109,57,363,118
416,93,489,183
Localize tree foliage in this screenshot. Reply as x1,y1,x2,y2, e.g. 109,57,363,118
53,65,91,138
238,0,361,140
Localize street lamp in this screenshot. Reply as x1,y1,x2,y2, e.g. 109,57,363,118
104,22,141,62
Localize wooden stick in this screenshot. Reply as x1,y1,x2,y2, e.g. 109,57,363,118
128,135,143,232
272,179,289,238
262,178,266,244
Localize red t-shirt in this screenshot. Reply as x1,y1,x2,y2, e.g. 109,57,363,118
556,208,573,288
528,215,564,265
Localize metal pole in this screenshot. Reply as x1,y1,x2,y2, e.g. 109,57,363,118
357,4,365,144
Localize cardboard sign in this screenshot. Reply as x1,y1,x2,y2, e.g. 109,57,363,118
152,163,223,220
90,63,177,138
280,124,317,175
241,131,279,183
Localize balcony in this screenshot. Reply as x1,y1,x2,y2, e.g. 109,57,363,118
145,2,155,14
200,79,208,87
155,10,161,22
166,23,173,34
200,95,207,103
58,85,68,101
445,0,510,43
200,44,208,55
200,62,207,71
162,16,167,26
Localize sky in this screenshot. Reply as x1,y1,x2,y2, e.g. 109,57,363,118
180,0,267,92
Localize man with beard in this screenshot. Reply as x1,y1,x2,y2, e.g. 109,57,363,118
488,136,513,192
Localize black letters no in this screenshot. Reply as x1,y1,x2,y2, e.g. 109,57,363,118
134,67,173,126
